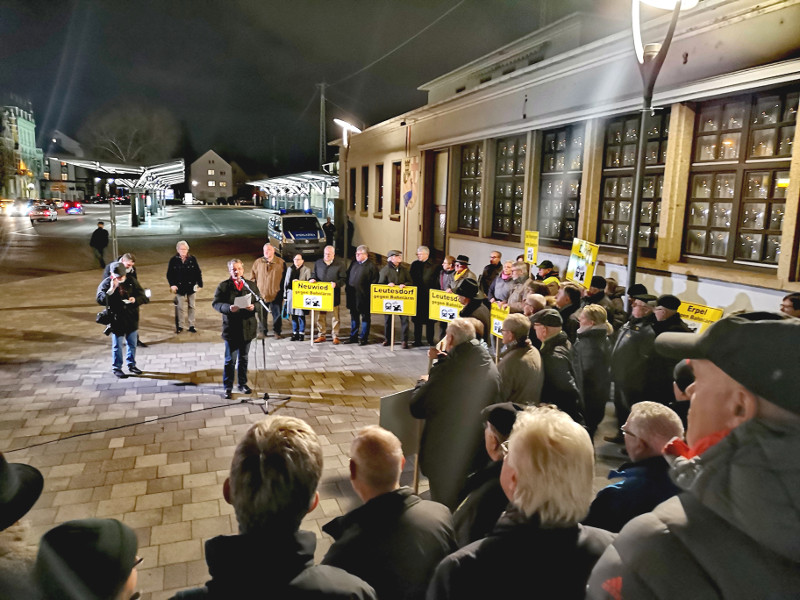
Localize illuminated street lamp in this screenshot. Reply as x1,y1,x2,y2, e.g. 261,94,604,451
626,0,697,304
334,118,362,257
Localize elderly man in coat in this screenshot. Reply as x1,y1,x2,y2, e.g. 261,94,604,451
410,318,502,510
497,313,543,406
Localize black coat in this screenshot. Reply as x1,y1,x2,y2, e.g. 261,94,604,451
212,278,260,343
459,300,491,344
610,314,657,396
311,257,346,306
428,507,614,600
166,254,203,295
96,275,148,335
539,331,585,425
89,227,109,250
410,258,439,321
647,313,692,405
170,530,376,599
479,262,502,295
322,487,457,600
410,339,501,510
378,263,412,286
452,460,509,547
346,259,379,314
573,327,612,435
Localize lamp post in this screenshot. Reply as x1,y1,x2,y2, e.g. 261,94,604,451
626,0,698,304
334,118,362,259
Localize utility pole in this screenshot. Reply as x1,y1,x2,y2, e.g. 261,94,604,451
318,82,326,170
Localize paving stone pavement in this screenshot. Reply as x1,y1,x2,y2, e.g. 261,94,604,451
0,258,621,599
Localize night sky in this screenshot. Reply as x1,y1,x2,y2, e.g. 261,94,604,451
3,0,620,175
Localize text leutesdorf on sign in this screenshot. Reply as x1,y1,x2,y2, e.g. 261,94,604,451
524,231,539,265
291,281,334,311
678,302,724,334
370,284,417,316
428,290,462,323
565,238,599,289
490,303,510,339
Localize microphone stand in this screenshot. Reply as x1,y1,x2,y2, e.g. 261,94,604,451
240,278,290,413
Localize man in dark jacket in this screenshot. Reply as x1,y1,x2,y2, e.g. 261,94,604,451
171,416,376,600
429,405,613,600
378,250,412,348
647,294,692,406
103,253,150,348
580,275,625,331
410,245,439,347
309,245,347,344
167,240,203,333
530,309,584,424
410,318,502,510
588,314,800,600
583,401,683,532
457,278,491,344
322,426,456,600
97,262,148,379
345,245,379,345
212,259,259,400
478,250,502,295
89,221,109,268
555,282,582,342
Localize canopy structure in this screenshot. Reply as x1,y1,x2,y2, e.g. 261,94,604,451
248,171,337,196
59,158,185,190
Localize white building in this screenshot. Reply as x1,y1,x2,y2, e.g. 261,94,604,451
190,150,233,203
340,0,800,313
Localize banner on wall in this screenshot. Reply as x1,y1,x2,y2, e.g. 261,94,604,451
401,156,420,210
565,238,599,289
523,231,539,265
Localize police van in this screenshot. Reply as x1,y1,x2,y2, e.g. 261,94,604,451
266,209,327,261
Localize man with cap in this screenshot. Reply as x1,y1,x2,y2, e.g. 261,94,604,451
35,518,141,600
378,250,412,348
0,453,44,599
410,318,502,510
588,313,800,599
457,278,490,344
645,294,693,407
535,259,556,281
478,250,503,296
452,402,521,547
579,275,625,331
498,313,543,406
624,282,649,320
530,308,584,424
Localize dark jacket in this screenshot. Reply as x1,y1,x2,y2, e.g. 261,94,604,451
573,326,612,436
346,259,379,314
96,275,148,335
311,257,346,306
170,530,376,599
647,313,692,405
166,254,203,295
479,262,502,295
212,278,260,343
89,226,109,250
539,331,584,424
378,262,412,286
459,300,491,344
610,314,657,396
583,455,680,533
322,487,457,600
410,258,440,321
581,290,625,330
429,507,614,600
452,459,509,547
410,339,501,510
560,303,580,343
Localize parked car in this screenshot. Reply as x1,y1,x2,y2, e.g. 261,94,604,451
62,200,85,215
29,204,58,223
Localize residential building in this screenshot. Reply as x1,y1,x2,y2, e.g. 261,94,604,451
0,98,44,199
190,150,233,203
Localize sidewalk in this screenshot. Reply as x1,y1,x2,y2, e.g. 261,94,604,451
0,259,621,599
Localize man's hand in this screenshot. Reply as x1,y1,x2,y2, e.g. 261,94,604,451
418,374,429,382
388,282,395,286
331,282,336,288
170,286,178,294
309,279,316,283
128,297,136,304
246,304,255,311
230,305,240,313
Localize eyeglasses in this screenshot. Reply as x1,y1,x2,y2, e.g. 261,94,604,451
500,440,510,458
620,425,637,438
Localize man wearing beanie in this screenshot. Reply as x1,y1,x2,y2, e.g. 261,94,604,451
579,275,624,330
588,313,800,599
35,518,140,600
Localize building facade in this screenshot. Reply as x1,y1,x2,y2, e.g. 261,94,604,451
341,0,800,313
190,150,233,203
0,101,44,199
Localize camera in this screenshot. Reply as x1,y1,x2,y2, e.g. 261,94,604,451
103,325,112,336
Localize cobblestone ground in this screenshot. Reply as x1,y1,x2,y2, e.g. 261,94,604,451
0,259,621,599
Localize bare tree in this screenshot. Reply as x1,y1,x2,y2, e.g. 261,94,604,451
78,103,181,164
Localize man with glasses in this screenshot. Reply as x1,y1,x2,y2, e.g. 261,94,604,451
583,401,683,533
345,245,379,345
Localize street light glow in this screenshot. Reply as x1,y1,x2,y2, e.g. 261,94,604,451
334,118,362,148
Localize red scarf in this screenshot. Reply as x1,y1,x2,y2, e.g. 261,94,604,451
233,278,243,291
664,429,731,459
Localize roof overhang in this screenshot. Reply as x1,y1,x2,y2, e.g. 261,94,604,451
248,171,338,195
59,158,185,190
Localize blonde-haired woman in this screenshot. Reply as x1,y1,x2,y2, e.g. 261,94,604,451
573,304,612,442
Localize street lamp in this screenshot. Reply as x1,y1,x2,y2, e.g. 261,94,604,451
626,0,697,304
334,118,362,258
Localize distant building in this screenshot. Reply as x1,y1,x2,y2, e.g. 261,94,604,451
190,150,233,203
42,130,93,201
0,98,44,199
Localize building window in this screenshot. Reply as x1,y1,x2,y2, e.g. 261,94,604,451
538,124,584,243
391,161,401,216
349,168,356,211
61,174,68,181
491,134,526,240
361,166,369,213
220,181,227,187
598,111,670,250
457,142,483,235
208,169,215,175
43,173,49,180
684,88,797,266
208,180,216,187
375,163,384,215
220,170,226,176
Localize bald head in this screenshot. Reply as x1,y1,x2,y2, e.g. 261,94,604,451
349,426,404,501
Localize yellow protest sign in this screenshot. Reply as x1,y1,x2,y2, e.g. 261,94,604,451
370,284,417,316
565,238,599,289
291,280,334,311
428,290,461,323
524,231,539,265
490,303,510,339
678,302,724,334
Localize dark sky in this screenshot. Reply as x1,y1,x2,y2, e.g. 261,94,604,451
2,0,612,175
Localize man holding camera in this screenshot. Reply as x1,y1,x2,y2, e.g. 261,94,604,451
97,262,148,378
